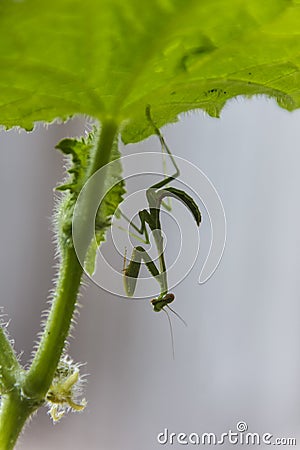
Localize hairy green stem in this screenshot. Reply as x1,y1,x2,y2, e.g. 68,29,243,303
0,392,37,450
0,118,119,449
24,247,84,398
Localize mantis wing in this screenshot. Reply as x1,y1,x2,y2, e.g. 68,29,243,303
160,187,201,226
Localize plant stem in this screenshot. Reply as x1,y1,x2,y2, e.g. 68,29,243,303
24,247,84,398
0,118,119,448
0,392,37,450
25,118,118,398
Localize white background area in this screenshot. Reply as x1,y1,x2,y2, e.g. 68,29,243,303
0,97,300,449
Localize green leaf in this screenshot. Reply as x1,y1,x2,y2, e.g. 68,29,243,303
0,0,300,140
56,132,125,273
56,134,94,194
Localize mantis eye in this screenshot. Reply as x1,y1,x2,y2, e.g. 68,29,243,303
163,293,175,304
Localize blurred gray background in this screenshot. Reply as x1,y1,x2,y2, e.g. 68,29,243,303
0,97,300,449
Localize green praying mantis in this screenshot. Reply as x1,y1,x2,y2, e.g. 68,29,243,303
121,106,202,330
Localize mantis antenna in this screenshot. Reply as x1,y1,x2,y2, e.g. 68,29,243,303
166,305,187,327
162,307,175,360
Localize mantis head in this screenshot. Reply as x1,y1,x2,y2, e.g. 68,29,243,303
151,293,175,312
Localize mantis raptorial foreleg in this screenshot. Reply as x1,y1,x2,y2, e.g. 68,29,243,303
123,245,164,297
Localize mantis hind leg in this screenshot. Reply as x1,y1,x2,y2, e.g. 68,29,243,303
145,105,180,190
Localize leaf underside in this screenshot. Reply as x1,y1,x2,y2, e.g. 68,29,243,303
0,0,300,142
